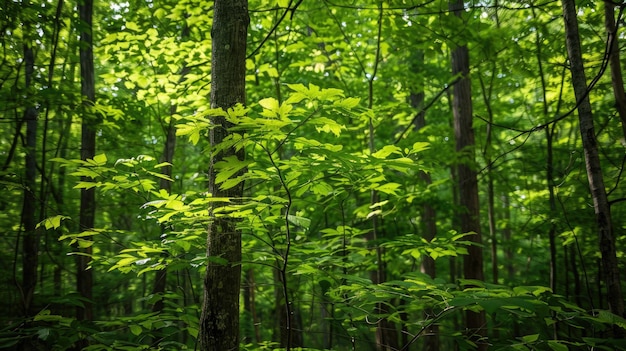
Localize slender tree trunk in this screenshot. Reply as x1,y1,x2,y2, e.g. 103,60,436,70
545,127,558,293
604,3,626,140
42,0,65,311
20,20,39,317
531,3,560,296
478,69,498,285
561,0,625,334
77,0,95,325
198,1,249,350
501,194,514,282
366,5,398,349
449,0,487,348
243,268,261,344
273,263,289,347
151,64,187,312
151,118,175,313
410,82,439,351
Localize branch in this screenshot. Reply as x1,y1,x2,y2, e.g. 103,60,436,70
248,0,293,59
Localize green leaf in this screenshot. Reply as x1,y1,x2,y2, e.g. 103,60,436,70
312,117,344,136
153,162,173,169
547,340,568,351
311,181,333,195
287,215,311,229
77,239,94,248
214,156,250,185
595,309,626,329
520,334,539,343
259,97,280,112
372,145,401,159
92,153,107,165
36,328,50,340
448,297,477,308
37,215,70,230
333,97,360,109
129,324,142,336
411,141,430,153
74,181,99,189
124,21,141,32
376,182,401,195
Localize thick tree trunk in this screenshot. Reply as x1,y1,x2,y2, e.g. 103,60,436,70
561,0,625,334
449,0,487,348
198,1,249,350
77,0,95,324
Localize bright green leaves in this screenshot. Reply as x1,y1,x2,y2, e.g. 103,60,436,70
259,97,292,119
214,156,252,190
54,154,172,195
176,115,212,146
285,83,347,105
59,230,101,250
372,145,401,159
36,215,70,230
382,231,470,261
108,245,166,274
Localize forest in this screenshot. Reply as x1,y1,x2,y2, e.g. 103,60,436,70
2,0,626,350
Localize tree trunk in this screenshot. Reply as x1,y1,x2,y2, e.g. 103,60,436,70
410,84,439,351
151,117,175,313
20,20,38,317
243,267,261,344
151,62,187,312
198,1,249,350
604,3,626,141
561,0,625,334
449,0,487,348
77,0,95,325
478,68,498,286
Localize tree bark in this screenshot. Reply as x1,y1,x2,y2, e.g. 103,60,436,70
77,0,95,325
561,0,625,334
20,17,38,317
604,3,626,141
198,1,249,350
151,63,188,313
478,68,498,286
449,0,487,348
410,83,439,351
151,117,175,313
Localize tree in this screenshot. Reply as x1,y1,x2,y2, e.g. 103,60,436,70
198,0,249,350
449,0,487,348
561,0,625,335
604,2,626,140
77,0,96,326
19,0,39,319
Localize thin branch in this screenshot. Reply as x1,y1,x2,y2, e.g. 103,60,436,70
394,77,460,144
248,0,293,59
